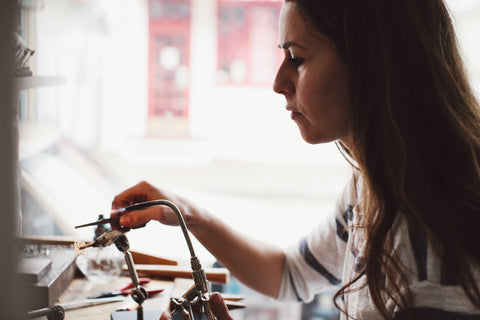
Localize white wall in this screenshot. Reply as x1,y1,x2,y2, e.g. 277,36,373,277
31,0,480,165
35,0,149,151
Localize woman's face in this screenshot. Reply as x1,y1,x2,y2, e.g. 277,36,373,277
273,2,351,146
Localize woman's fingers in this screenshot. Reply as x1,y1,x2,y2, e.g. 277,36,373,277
112,181,157,209
159,311,171,320
158,293,234,320
209,292,235,320
118,207,160,228
110,181,185,230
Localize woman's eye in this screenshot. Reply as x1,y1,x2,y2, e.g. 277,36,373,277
289,57,304,67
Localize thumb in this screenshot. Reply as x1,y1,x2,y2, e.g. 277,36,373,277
209,292,234,320
159,311,171,320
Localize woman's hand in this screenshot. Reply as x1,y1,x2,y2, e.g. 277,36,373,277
112,182,284,299
111,181,205,231
159,293,235,320
207,293,235,320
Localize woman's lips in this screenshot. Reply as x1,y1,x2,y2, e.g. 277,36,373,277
287,107,302,120
291,111,302,120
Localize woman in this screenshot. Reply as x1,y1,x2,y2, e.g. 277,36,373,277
112,0,480,319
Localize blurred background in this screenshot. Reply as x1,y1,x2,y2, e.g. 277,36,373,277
12,0,480,318
17,0,356,261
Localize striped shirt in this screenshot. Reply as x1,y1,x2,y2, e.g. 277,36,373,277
277,175,480,319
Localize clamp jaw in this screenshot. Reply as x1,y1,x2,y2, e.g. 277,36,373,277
76,230,148,307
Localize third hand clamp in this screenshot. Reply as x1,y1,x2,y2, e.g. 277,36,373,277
169,255,215,320
76,230,148,308
75,200,217,320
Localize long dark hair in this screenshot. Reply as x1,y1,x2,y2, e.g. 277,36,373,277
287,0,480,318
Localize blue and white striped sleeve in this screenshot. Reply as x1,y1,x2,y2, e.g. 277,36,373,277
277,177,354,303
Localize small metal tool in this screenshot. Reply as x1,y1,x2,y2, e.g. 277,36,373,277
74,201,161,230
74,230,147,305
75,230,149,319
26,305,65,320
26,296,125,319
75,229,125,251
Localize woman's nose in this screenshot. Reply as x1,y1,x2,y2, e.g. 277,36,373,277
273,62,294,95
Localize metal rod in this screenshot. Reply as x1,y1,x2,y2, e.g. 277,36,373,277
138,200,196,259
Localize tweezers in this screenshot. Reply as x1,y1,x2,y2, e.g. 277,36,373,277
74,200,161,229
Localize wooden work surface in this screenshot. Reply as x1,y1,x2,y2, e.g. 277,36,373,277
51,276,178,319
17,237,223,319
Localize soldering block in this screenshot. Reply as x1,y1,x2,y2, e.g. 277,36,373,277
19,249,78,310
17,257,52,284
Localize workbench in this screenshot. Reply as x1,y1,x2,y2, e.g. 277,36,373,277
31,275,201,320
53,276,175,319
17,236,227,320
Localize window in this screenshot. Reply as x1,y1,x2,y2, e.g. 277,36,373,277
217,0,282,85
148,0,191,137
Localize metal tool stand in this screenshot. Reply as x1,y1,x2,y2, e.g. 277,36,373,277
169,255,214,320
76,199,217,320
114,234,148,320
154,200,215,320
109,200,216,320
76,230,148,320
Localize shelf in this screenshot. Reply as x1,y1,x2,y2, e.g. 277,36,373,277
15,75,66,90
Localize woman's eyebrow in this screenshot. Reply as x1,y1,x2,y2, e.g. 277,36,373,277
278,41,308,50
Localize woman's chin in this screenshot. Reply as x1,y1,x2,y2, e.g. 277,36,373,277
299,130,333,145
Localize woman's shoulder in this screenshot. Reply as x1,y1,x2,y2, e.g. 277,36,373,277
333,172,363,228
337,171,363,209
